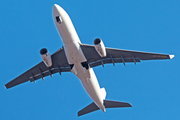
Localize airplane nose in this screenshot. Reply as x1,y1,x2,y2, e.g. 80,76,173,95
53,4,62,24
53,4,58,7
53,4,59,15
53,4,58,10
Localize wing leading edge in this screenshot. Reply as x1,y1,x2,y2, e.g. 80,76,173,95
80,44,174,68
5,48,71,89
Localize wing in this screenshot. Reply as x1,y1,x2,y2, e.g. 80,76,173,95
80,44,174,68
5,48,71,89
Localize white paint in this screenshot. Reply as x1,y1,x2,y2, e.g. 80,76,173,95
40,49,52,67
52,4,106,112
94,39,107,57
169,55,175,59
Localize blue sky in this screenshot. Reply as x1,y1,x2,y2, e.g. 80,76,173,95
0,0,179,120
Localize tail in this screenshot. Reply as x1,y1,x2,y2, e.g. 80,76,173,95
78,100,132,116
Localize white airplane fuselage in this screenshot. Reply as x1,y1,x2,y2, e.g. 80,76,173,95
53,4,106,112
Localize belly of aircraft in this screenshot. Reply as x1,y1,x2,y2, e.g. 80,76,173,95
64,41,86,64
63,41,105,111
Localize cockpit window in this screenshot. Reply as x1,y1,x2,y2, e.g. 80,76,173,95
56,16,62,24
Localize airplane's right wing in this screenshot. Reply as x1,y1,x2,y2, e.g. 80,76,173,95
5,48,71,89
81,44,174,68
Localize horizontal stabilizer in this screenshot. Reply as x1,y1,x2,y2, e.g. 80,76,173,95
78,102,99,116
78,100,132,116
104,100,132,108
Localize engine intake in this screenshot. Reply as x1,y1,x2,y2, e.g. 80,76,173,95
94,38,101,45
94,38,106,57
40,48,52,67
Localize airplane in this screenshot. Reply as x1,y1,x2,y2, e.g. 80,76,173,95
5,4,174,116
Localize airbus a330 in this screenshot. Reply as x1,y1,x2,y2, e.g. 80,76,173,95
5,4,174,116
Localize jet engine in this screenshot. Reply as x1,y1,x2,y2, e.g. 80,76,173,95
40,48,52,67
94,38,106,57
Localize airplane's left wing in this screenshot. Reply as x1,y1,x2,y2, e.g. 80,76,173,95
80,44,174,68
5,48,71,89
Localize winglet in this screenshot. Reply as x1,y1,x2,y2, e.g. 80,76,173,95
169,55,175,59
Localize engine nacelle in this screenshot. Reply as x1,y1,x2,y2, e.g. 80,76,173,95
94,38,106,57
40,48,52,67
